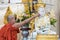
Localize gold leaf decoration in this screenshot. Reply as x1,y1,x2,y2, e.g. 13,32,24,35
4,6,13,24
37,0,46,8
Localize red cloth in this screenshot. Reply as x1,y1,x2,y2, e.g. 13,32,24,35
0,23,19,40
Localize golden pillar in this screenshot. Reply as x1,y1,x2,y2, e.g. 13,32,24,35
22,0,32,15
22,0,35,32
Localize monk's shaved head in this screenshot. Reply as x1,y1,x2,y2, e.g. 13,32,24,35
7,15,15,22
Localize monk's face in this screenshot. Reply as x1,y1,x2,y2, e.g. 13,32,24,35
10,16,15,25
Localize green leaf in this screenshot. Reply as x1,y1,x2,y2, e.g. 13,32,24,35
50,18,57,26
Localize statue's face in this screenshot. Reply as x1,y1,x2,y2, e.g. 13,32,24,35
38,7,45,16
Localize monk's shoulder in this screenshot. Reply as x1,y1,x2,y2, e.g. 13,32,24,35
0,23,11,31
0,24,8,34
5,23,12,29
0,24,11,36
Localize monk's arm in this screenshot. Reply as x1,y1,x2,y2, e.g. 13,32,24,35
13,14,40,28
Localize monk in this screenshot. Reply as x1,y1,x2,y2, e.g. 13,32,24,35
0,13,40,40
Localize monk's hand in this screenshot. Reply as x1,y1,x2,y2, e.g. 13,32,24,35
38,13,40,16
36,13,40,17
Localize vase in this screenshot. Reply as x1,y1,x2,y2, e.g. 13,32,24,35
20,26,31,40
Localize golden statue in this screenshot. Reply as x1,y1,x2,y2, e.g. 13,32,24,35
4,6,13,24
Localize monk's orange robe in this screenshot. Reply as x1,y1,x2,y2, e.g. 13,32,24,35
0,23,19,40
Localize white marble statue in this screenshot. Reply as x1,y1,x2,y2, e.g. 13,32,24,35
34,7,56,34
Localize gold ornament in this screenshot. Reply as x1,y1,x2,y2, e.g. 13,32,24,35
4,6,13,24
37,0,46,8
22,0,33,14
